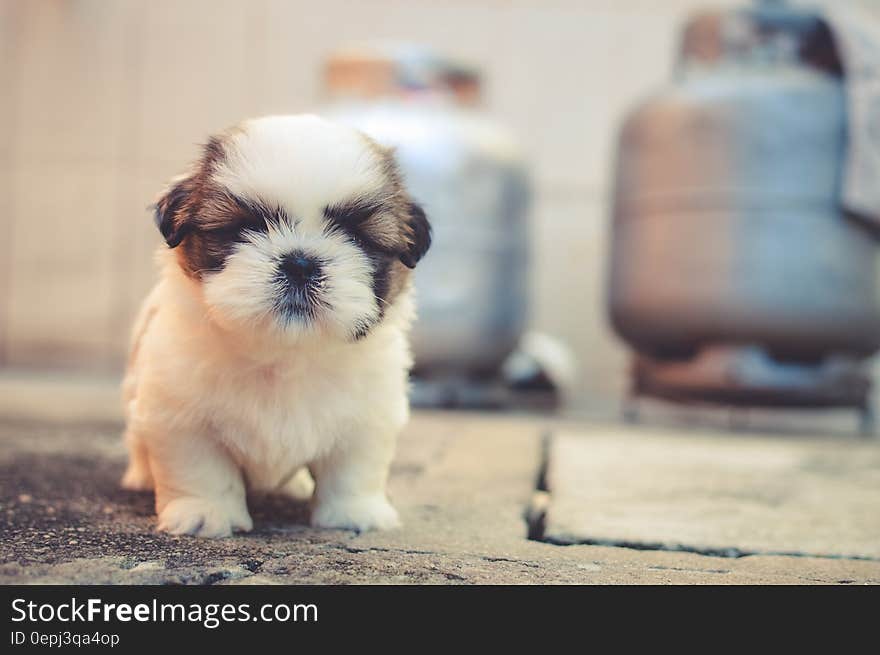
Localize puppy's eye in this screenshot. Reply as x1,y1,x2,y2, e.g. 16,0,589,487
323,199,404,257
240,215,269,233
199,202,272,238
200,220,247,236
324,201,381,226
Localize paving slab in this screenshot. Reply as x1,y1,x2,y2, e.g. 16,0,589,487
1,414,878,584
542,425,880,559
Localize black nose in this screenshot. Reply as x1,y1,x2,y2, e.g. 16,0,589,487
280,254,319,286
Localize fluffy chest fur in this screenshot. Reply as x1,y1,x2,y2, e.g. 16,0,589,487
127,274,413,492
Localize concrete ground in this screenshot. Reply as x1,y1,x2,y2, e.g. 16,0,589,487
1,406,878,585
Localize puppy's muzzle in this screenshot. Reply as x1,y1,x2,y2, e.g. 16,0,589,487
280,253,320,287
274,251,326,322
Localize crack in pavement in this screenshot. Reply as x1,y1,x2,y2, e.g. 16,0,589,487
538,535,880,562
525,433,880,564
329,544,544,570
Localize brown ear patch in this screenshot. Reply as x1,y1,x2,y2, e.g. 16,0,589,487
371,142,432,269
399,201,431,268
153,136,227,249
321,136,431,322
324,137,432,266
153,133,272,278
153,176,195,248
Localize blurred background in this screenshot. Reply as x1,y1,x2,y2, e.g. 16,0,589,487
2,0,880,432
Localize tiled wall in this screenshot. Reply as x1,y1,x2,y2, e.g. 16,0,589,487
0,0,869,411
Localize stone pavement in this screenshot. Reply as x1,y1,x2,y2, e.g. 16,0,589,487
1,412,878,585
541,428,880,559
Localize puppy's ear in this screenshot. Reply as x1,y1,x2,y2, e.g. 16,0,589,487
399,201,431,269
153,177,193,248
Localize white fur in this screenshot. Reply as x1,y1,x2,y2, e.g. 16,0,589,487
213,114,383,223
121,116,414,537
203,221,380,341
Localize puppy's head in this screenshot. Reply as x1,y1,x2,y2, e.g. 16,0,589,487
154,114,431,342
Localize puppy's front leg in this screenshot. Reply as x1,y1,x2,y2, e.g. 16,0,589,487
120,430,154,491
310,434,400,532
149,430,252,538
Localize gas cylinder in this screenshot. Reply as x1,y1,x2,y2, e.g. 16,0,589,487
607,1,880,418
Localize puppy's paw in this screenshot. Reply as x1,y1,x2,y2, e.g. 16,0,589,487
157,496,253,538
281,467,315,501
311,494,400,532
120,463,154,491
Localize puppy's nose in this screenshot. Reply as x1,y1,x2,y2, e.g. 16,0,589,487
280,254,319,286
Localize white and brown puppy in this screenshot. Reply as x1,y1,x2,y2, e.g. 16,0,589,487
120,114,430,538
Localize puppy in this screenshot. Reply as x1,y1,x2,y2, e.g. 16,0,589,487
120,115,431,537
